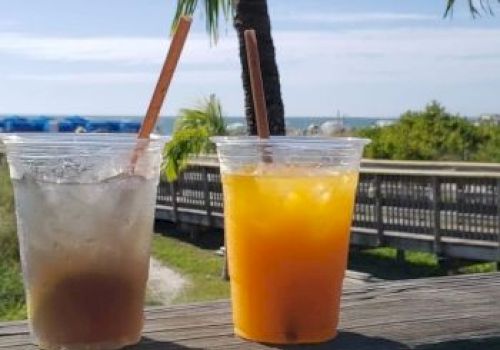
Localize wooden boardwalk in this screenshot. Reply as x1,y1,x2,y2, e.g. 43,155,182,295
156,160,500,263
1,273,499,349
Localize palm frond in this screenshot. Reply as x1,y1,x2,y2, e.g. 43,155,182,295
205,94,227,135
164,94,227,181
445,0,499,17
480,0,496,14
171,0,234,44
445,0,455,17
469,0,482,16
174,109,210,132
163,127,211,181
171,0,198,33
174,94,227,135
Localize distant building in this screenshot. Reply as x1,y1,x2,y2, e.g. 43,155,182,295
226,122,246,136
285,127,303,136
306,123,321,135
374,119,396,128
320,120,345,136
478,114,500,125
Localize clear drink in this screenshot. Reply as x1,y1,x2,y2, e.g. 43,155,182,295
1,134,167,350
213,137,368,344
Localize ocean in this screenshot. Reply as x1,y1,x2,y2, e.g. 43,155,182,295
159,116,392,134
0,115,396,134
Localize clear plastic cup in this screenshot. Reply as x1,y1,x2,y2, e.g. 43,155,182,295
1,133,168,350
212,136,369,344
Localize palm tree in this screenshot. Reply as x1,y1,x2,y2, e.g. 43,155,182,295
172,0,285,136
445,0,499,17
164,94,227,181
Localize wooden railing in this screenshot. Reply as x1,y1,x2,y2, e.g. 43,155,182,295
156,159,500,262
3,145,498,261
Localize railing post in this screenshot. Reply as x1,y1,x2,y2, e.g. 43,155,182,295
170,181,178,223
396,249,406,264
221,244,229,281
202,167,212,225
497,178,500,270
432,176,442,255
374,175,384,246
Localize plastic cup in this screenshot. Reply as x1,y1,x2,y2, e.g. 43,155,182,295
1,133,168,350
212,136,369,344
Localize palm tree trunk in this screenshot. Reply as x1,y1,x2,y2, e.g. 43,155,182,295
234,0,286,136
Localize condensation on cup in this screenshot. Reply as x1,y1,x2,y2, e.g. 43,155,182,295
1,133,168,350
212,136,369,345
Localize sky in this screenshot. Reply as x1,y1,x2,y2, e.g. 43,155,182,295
0,1,499,118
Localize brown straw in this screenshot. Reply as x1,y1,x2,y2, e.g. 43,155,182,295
138,16,192,139
244,29,270,139
131,16,192,169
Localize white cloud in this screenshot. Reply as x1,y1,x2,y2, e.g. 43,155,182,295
0,19,17,28
4,26,500,86
0,32,237,65
1,26,500,116
273,28,500,60
11,72,155,83
10,68,240,85
1,27,499,68
274,12,437,23
0,33,164,64
272,28,500,83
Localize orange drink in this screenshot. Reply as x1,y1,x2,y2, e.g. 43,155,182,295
213,137,368,344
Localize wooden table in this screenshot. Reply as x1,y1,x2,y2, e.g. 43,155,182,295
1,273,499,349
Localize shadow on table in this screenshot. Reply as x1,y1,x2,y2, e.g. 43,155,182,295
268,331,409,349
415,337,500,350
125,336,202,349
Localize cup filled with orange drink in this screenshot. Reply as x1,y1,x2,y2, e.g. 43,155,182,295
212,136,369,344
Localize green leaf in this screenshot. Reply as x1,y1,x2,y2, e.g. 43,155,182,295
171,0,234,44
354,101,496,162
163,94,227,181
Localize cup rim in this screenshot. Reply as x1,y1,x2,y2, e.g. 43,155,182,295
1,133,169,146
210,136,370,146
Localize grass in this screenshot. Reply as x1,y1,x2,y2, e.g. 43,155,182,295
349,247,496,280
0,160,26,321
151,234,230,304
0,262,26,320
150,229,495,305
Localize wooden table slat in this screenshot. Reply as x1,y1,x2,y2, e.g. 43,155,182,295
1,273,500,349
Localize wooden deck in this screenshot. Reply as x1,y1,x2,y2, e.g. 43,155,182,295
1,273,499,349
